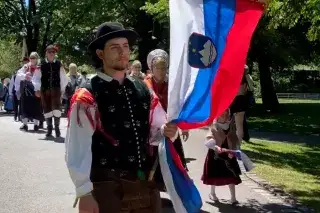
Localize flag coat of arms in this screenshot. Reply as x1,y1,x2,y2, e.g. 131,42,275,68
158,0,265,213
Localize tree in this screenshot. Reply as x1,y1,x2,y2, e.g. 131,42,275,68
0,39,21,78
0,0,118,58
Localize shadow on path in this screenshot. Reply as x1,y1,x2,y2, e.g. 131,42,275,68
249,131,319,145
207,199,311,213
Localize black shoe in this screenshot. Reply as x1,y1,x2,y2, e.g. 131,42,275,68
34,125,39,131
20,124,28,131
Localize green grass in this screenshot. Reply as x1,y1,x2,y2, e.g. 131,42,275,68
248,99,320,135
242,140,320,212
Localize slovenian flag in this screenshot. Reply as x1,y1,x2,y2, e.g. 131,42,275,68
158,0,265,213
167,0,265,129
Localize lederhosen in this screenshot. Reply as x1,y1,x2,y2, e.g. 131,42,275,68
87,75,161,213
40,60,62,118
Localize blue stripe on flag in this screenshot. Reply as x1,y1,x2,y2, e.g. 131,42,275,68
176,0,236,123
165,139,202,212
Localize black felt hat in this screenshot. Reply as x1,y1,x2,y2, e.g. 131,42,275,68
88,22,138,52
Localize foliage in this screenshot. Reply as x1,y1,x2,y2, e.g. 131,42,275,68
0,0,141,63
141,0,169,24
267,0,320,41
77,64,96,74
0,39,21,79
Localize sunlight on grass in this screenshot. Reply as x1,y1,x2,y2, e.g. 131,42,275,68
242,139,320,212
249,99,320,135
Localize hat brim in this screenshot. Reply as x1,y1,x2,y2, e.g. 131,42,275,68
88,29,138,52
46,47,58,52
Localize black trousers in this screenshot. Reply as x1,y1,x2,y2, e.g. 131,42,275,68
243,114,250,142
13,93,20,120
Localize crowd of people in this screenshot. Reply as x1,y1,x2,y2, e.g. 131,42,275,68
0,46,89,137
0,21,255,213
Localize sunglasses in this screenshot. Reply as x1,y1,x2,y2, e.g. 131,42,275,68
30,57,37,60
47,51,56,54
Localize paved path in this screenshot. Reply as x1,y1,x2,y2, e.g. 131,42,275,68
0,114,304,213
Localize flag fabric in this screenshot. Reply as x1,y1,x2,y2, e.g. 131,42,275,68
233,150,256,172
168,0,265,130
159,0,265,212
146,77,202,213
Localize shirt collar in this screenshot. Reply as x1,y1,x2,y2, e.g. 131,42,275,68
97,71,113,82
45,58,56,63
96,69,129,83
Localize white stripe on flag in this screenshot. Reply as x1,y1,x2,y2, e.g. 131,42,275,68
168,0,205,121
158,139,187,213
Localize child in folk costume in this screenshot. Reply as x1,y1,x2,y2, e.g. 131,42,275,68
144,49,189,190
202,108,241,204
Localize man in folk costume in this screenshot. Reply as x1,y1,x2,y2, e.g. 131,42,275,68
17,52,44,131
33,45,68,137
65,22,178,213
144,49,189,190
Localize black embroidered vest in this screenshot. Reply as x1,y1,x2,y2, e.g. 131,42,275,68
88,75,152,182
40,60,61,91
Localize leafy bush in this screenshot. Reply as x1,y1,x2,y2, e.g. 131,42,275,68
0,39,21,79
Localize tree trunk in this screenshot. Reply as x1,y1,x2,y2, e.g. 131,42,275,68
257,56,280,112
31,0,40,54
134,11,158,72
41,10,53,56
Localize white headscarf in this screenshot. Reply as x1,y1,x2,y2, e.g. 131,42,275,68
147,49,169,70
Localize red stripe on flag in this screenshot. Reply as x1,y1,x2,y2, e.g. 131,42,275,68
167,139,189,179
210,0,263,120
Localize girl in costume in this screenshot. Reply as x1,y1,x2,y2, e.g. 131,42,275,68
202,108,241,204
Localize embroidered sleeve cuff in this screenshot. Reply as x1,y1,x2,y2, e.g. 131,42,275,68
76,181,93,198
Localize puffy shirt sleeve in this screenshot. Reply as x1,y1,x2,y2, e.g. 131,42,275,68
32,68,42,91
15,66,26,93
60,66,68,92
65,97,96,198
148,91,178,145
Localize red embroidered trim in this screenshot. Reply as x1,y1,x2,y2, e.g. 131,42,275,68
144,78,167,125
67,88,119,146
